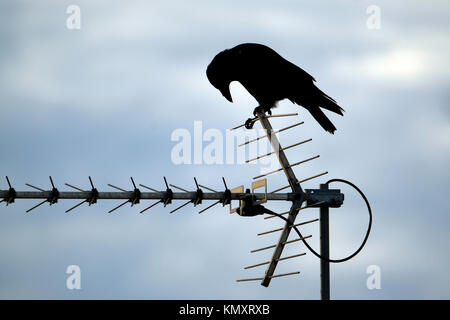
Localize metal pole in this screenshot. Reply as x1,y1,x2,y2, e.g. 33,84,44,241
256,113,304,287
320,183,330,300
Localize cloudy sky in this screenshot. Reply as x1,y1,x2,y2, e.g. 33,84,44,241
0,0,449,299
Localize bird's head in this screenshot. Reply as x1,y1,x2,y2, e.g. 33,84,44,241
206,50,234,103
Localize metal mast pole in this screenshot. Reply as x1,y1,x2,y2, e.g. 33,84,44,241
320,183,330,300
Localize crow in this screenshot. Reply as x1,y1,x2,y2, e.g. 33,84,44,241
206,43,344,134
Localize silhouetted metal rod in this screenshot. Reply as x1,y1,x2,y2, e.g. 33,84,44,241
26,183,45,192
263,211,290,220
236,271,300,282
253,155,320,180
170,200,191,213
256,113,302,193
265,113,298,119
270,171,328,193
238,133,267,147
250,235,312,253
270,209,290,216
25,199,47,213
108,184,127,192
5,176,13,189
296,201,325,210
255,113,305,287
238,121,304,147
257,218,319,236
0,191,290,201
65,183,85,192
246,139,312,163
198,185,217,193
139,184,159,193
140,200,162,214
108,199,129,213
274,121,304,133
320,183,330,300
244,253,306,269
169,184,189,193
1,187,343,215
65,200,88,213
264,201,326,220
231,113,299,131
198,200,221,214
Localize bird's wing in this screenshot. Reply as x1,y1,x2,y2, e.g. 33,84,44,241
234,44,316,85
282,59,316,82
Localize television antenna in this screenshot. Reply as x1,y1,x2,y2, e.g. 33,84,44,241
0,111,371,300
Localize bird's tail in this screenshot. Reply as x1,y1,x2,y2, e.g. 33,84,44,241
306,86,344,134
307,106,337,134
315,87,345,116
293,85,344,134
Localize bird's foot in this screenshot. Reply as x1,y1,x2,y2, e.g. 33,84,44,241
245,118,256,129
253,106,264,117
253,106,272,117
246,106,271,129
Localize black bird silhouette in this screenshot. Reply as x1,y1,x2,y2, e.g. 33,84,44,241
206,43,344,134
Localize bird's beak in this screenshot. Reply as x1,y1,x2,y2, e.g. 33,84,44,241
220,85,233,103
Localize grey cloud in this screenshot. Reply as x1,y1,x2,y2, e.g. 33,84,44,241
0,0,449,299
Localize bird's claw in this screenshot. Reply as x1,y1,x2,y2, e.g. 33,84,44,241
245,118,255,129
247,106,271,129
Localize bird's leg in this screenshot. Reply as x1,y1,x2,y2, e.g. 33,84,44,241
253,105,265,117
246,105,272,129
253,105,273,116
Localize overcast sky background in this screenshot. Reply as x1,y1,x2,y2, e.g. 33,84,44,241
0,0,449,299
